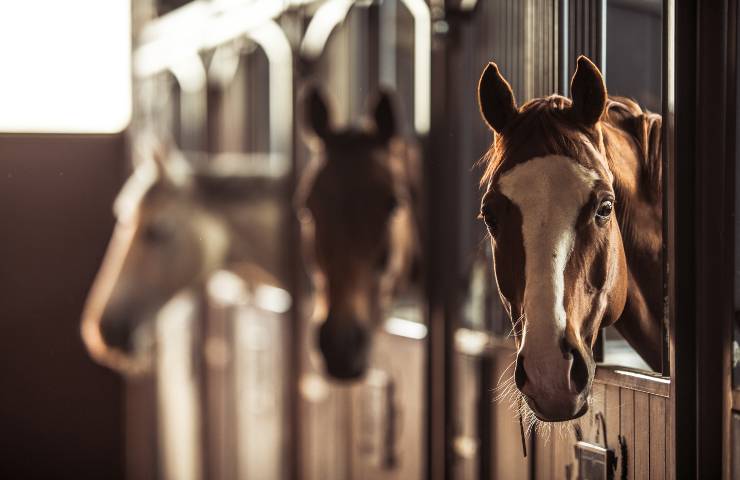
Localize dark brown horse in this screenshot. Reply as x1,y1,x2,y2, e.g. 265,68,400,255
296,87,422,380
477,56,662,422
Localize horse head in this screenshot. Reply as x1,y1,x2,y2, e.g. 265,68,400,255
477,56,663,422
81,141,279,374
297,87,420,380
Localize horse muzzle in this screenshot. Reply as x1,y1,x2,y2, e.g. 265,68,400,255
317,318,370,380
515,345,594,422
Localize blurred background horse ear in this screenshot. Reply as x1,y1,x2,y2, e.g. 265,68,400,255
371,89,398,142
301,85,333,146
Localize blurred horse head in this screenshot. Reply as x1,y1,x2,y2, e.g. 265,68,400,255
81,140,285,373
297,88,422,380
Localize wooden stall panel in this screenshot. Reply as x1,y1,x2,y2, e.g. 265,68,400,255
634,391,651,476
351,329,426,480
300,323,425,480
451,351,481,480
489,348,530,480
233,306,290,480
649,396,666,479
619,388,635,479
532,432,553,480
604,385,622,480
536,381,670,480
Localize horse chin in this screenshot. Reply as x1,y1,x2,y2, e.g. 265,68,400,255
525,394,590,423
99,346,154,377
324,360,368,381
86,320,156,376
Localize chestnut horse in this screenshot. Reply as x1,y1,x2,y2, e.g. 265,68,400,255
296,88,422,380
477,56,662,422
81,140,286,373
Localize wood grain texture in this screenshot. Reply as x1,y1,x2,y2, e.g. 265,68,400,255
552,423,576,480
351,331,425,480
605,385,622,480
649,396,666,480
634,391,650,476
587,383,606,445
619,388,636,480
490,350,529,480
533,433,552,480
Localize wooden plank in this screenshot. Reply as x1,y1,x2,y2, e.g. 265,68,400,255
586,383,606,444
594,366,670,398
451,352,479,480
351,331,425,480
620,388,635,480
604,385,622,480
666,390,675,480
533,432,552,480
491,351,529,480
551,417,576,480
634,391,650,476
649,396,666,480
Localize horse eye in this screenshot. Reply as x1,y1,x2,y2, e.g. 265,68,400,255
595,199,613,223
376,244,390,270
385,195,398,214
142,222,172,244
481,211,498,235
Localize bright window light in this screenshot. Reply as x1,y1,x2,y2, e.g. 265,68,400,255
0,1,132,133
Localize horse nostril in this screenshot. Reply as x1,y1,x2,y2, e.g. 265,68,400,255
515,357,527,389
569,348,590,394
99,316,133,352
349,325,369,351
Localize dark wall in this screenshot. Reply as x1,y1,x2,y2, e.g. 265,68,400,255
0,135,126,480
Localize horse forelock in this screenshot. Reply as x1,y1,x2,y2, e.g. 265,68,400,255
480,95,659,193
480,95,590,188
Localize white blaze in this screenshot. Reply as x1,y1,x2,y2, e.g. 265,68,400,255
498,155,598,343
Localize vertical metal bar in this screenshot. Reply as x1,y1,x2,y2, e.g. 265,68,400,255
560,0,569,95
599,0,606,75
693,0,734,474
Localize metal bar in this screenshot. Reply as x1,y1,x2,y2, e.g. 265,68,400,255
135,0,303,78
246,21,294,173
560,0,569,95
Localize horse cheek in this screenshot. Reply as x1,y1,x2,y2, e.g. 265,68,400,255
603,227,628,327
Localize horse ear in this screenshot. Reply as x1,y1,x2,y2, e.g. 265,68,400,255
569,56,607,126
477,62,518,133
302,86,332,141
147,140,191,187
372,89,397,142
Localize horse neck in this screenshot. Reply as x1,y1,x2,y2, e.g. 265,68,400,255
603,121,664,370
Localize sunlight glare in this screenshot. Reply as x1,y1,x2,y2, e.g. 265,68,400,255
0,1,131,133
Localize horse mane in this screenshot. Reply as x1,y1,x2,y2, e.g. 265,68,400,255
479,95,662,202
479,95,584,186
602,97,663,202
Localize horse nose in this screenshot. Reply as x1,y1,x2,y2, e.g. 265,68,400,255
99,313,133,353
317,318,370,380
566,342,590,394
514,355,527,389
